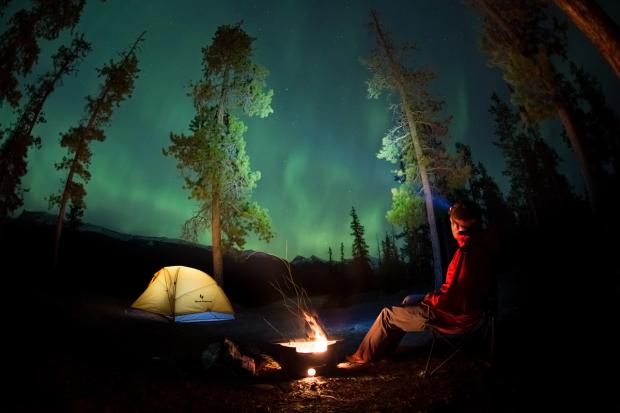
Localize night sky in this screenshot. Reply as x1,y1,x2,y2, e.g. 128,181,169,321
5,0,620,260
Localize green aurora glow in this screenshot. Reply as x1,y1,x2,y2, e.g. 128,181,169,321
5,0,619,259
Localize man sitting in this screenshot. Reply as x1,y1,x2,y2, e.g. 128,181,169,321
346,199,494,364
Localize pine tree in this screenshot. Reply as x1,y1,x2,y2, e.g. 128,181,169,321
451,143,478,202
164,23,273,286
380,231,402,292
401,223,432,288
0,37,90,218
366,11,465,289
490,94,579,227
475,162,514,229
50,32,144,269
453,142,513,229
552,0,620,81
0,0,86,107
564,63,620,208
471,0,600,213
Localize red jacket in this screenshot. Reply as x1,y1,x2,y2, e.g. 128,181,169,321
423,232,493,325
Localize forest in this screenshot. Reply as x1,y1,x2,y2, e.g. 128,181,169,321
1,0,618,412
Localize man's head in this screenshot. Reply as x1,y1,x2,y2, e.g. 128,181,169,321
449,199,482,238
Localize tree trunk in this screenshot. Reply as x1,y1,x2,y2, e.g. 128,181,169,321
555,101,599,211
211,66,230,286
211,182,224,286
403,106,444,289
53,145,81,271
553,0,620,81
525,191,539,228
53,102,107,271
371,11,444,288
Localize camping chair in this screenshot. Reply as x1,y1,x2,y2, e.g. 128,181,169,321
421,309,495,378
421,265,499,378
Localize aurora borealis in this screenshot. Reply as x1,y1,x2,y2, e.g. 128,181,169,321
4,0,620,260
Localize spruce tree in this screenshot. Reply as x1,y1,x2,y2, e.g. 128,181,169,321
350,207,369,262
349,206,372,284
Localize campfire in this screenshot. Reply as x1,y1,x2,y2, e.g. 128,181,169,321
278,312,337,353
275,311,341,376
269,259,342,376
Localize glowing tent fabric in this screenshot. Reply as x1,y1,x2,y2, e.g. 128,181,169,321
131,266,235,322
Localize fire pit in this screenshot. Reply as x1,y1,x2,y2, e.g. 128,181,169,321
274,337,343,377
268,307,340,376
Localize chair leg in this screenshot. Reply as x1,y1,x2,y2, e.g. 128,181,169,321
489,316,495,364
422,333,437,378
424,328,480,377
428,345,463,377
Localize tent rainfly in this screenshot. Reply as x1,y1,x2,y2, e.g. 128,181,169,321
131,266,235,322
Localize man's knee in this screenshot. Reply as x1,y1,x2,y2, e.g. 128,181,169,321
380,306,401,325
378,307,391,322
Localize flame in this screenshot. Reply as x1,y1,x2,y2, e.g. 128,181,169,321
280,312,336,353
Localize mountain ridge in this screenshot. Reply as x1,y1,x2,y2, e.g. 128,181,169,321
4,210,379,307
14,210,379,265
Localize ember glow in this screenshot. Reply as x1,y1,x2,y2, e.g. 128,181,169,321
280,312,336,353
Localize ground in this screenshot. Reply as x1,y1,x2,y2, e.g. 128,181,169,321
5,216,615,412
8,284,534,413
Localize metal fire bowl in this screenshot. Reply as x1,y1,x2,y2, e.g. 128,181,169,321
273,338,343,377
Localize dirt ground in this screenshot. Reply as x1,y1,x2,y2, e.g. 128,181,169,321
7,286,543,413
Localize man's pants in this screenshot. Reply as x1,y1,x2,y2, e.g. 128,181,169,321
352,303,430,363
